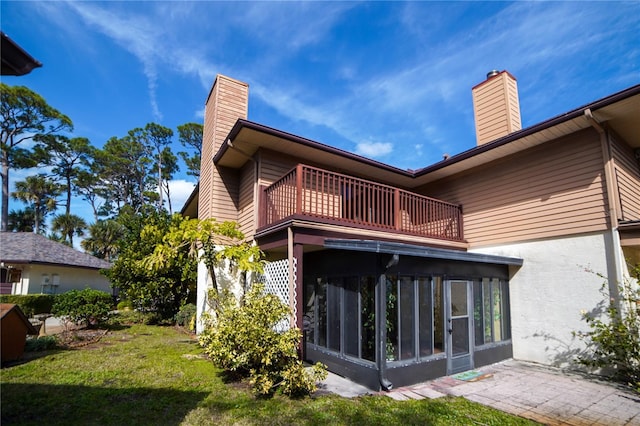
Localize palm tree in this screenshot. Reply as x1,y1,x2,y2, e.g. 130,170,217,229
11,174,61,234
51,213,87,247
81,220,125,261
7,208,37,232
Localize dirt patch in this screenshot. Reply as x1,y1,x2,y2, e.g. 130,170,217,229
56,328,110,349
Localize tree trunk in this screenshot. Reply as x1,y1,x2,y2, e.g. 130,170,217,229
1,155,9,232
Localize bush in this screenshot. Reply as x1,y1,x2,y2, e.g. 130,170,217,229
25,335,58,352
175,303,196,329
52,289,113,327
0,294,55,316
574,265,640,392
199,284,326,397
117,300,133,311
107,310,162,326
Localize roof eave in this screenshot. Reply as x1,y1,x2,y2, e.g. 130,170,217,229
415,83,640,178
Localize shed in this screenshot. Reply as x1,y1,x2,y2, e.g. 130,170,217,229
1,303,38,363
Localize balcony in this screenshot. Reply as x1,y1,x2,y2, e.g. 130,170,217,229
260,164,464,242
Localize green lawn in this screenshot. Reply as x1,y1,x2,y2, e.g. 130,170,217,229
1,324,537,425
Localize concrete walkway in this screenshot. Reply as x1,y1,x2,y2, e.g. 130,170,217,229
382,360,640,425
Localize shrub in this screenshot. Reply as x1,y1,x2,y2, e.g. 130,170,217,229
117,300,133,311
0,294,55,316
52,289,113,327
25,335,58,352
574,265,640,392
175,303,196,329
199,284,326,397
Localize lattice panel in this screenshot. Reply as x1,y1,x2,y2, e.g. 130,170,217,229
262,259,289,305
261,259,290,331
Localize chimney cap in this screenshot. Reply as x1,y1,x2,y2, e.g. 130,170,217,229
486,70,500,79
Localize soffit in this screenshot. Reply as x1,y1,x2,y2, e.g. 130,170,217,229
217,126,416,187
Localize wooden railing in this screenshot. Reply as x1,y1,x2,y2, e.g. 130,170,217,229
261,164,463,241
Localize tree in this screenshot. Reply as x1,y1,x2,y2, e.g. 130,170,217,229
81,219,125,261
51,213,87,247
0,83,72,231
177,122,202,180
11,174,61,234
35,136,93,215
7,208,36,232
74,169,108,220
143,216,263,310
93,134,154,214
143,123,173,211
105,211,198,319
158,147,178,214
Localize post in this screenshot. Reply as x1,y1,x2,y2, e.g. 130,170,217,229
296,164,303,215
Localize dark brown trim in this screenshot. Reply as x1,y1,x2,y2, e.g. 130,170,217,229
1,32,42,76
415,84,640,177
215,120,413,177
213,84,640,181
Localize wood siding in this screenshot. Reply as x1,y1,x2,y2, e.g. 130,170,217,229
472,72,521,146
611,134,640,221
199,75,248,221
419,129,609,246
258,150,298,187
238,161,256,238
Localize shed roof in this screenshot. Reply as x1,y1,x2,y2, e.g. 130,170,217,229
0,304,38,335
0,233,111,270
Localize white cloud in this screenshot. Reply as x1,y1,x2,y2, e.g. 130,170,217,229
355,142,393,158
167,179,196,213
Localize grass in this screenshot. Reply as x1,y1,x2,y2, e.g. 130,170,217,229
1,324,538,426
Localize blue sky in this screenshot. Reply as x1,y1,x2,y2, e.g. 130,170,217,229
2,1,639,232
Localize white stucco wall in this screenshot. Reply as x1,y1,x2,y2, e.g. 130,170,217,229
470,231,625,367
195,256,246,334
12,264,112,295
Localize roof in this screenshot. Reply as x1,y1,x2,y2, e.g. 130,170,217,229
213,84,640,189
0,304,38,334
1,32,42,76
324,239,523,266
0,232,111,270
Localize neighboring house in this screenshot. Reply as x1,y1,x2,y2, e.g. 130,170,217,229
0,233,112,296
185,74,640,391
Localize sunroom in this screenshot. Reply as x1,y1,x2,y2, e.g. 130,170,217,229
300,240,522,390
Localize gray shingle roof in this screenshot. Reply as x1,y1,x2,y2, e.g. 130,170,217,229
0,232,111,270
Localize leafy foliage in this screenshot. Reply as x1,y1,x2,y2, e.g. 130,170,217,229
175,303,197,329
81,219,125,261
574,265,640,391
105,211,198,320
199,284,327,396
52,288,113,327
11,174,62,234
177,122,202,179
0,294,56,316
142,215,263,306
0,83,72,232
51,213,87,247
25,335,58,352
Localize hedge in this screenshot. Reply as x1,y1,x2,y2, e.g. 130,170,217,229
0,294,56,316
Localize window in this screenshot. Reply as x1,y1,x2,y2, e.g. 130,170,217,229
474,278,511,346
387,275,443,362
305,274,377,363
305,273,445,363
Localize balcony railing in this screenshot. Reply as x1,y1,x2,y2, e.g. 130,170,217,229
260,164,464,242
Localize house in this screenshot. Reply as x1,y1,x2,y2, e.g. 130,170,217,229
0,233,113,296
185,73,640,390
0,303,38,363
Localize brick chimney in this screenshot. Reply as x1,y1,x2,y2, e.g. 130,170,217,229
198,75,249,221
472,70,521,146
